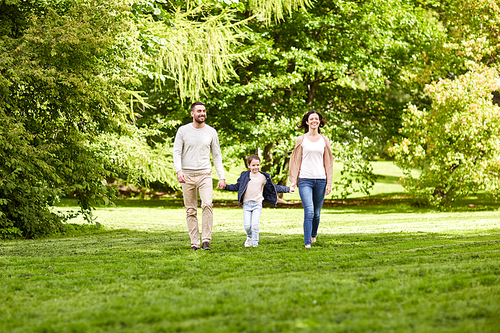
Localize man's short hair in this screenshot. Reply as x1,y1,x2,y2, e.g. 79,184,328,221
191,102,205,112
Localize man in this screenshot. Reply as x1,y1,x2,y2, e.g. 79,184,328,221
173,102,226,250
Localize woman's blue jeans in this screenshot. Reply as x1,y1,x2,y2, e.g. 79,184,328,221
298,178,326,245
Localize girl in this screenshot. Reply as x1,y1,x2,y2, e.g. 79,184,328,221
223,155,294,247
289,110,334,248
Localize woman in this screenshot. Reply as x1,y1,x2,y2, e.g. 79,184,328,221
289,110,334,248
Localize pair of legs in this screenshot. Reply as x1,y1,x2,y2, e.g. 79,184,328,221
298,178,327,246
242,201,262,247
181,173,213,249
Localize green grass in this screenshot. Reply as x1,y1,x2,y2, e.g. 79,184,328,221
1,200,500,332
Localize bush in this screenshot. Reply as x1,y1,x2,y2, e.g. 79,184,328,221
389,66,500,206
0,113,64,238
0,0,140,237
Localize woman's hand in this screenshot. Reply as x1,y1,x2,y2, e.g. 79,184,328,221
289,183,296,193
325,184,331,195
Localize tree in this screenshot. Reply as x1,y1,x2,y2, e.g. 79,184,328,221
0,0,142,237
438,0,500,70
130,0,317,189
0,0,318,237
388,66,500,206
385,0,500,206
136,0,314,100
198,0,446,197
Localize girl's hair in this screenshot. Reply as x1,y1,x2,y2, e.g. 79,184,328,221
247,155,260,166
298,110,326,134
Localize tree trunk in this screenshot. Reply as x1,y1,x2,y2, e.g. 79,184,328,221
261,142,274,173
307,80,320,105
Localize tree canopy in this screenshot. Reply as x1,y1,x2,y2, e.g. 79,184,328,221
153,0,452,195
389,66,500,206
0,0,142,237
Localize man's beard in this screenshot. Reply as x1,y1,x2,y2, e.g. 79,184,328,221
194,117,205,124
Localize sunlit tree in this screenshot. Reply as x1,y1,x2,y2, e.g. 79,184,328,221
389,66,500,206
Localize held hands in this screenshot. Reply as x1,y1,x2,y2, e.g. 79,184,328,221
217,179,226,190
288,183,330,195
178,172,226,190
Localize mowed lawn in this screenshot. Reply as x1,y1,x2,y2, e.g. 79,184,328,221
1,199,499,333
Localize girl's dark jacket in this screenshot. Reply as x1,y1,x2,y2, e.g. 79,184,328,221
225,171,290,206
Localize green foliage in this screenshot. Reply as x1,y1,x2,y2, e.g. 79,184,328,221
240,115,298,184
138,5,251,100
247,0,313,22
200,0,443,196
439,0,500,69
389,66,500,206
135,0,314,100
94,123,179,189
3,0,499,237
0,112,64,238
0,0,142,237
0,0,324,238
329,139,378,198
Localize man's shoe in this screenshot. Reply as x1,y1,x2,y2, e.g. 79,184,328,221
202,242,211,250
305,244,311,249
244,238,252,248
191,246,198,251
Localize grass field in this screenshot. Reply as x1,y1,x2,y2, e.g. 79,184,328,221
1,198,500,332
1,162,499,332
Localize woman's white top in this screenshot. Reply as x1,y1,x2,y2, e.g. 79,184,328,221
298,136,326,179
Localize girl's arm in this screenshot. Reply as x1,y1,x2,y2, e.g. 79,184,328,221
265,173,291,193
224,183,239,192
224,174,243,192
275,184,290,193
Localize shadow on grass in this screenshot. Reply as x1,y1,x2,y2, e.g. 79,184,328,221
57,198,185,208
57,192,500,214
6,228,500,257
372,174,402,185
283,193,500,214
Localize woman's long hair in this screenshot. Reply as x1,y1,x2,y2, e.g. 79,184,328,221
298,110,326,134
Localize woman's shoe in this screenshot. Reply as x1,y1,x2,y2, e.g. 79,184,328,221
311,237,316,243
305,244,311,249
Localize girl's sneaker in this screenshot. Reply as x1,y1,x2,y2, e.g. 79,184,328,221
244,238,252,248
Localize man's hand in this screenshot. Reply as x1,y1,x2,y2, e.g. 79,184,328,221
217,179,226,189
177,171,187,183
289,183,296,193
